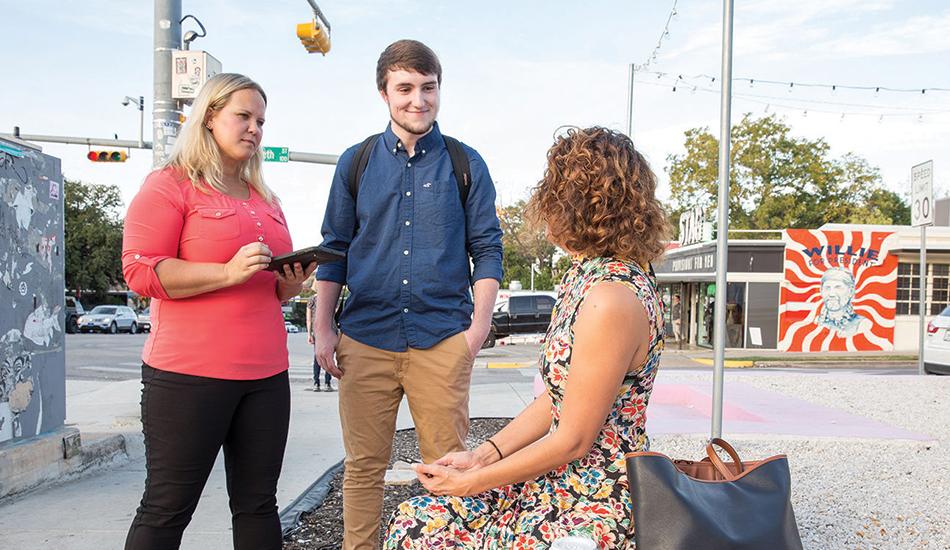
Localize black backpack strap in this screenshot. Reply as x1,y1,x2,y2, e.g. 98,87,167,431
442,135,471,208
347,133,381,202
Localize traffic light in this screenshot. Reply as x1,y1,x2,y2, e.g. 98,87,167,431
87,151,128,162
296,20,330,54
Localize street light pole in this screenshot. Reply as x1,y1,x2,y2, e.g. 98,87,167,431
123,96,145,148
153,0,182,167
711,0,735,440
626,64,635,137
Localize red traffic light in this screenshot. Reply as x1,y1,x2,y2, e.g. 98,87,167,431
87,150,128,162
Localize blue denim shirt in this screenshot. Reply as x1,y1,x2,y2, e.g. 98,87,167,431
316,122,503,351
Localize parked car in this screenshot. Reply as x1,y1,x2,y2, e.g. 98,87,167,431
65,296,85,334
284,322,301,334
484,291,558,348
77,305,140,334
137,307,151,333
924,306,950,374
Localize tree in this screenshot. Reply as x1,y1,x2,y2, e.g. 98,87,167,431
64,179,124,301
666,114,910,236
496,200,564,290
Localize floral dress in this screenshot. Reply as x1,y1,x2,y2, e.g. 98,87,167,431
384,257,664,550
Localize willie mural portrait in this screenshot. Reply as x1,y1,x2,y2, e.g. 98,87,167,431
779,229,897,352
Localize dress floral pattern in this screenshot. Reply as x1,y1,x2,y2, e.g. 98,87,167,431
384,257,664,549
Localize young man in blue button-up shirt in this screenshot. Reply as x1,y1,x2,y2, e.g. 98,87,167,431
313,39,503,549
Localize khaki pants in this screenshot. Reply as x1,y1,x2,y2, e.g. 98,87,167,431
336,332,475,550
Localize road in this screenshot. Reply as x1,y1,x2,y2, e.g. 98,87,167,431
65,333,918,382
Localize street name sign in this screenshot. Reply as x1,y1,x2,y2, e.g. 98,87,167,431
263,147,289,163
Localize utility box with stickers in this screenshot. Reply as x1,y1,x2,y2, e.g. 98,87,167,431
0,136,66,446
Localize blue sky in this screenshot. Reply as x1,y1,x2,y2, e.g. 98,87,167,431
3,0,948,247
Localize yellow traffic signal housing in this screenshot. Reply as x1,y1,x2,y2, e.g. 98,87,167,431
296,20,330,55
87,150,128,162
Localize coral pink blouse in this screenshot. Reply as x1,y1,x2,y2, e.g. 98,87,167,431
122,168,293,380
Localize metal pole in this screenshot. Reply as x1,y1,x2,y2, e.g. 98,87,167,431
626,64,635,136
711,0,734,440
153,0,182,168
138,95,145,148
919,226,927,375
1,133,152,149
0,132,341,165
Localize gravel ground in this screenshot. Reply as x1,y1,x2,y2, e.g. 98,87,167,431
283,372,950,549
650,371,950,549
284,418,511,550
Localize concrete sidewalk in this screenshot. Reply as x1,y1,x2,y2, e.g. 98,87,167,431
0,364,937,549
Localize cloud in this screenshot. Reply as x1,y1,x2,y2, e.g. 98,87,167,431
811,12,950,58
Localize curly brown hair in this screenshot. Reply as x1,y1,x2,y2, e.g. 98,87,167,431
527,127,670,266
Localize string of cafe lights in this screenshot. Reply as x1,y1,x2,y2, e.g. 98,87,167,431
634,78,950,122
640,69,950,95
634,0,679,71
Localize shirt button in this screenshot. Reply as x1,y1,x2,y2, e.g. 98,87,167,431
256,222,262,227
405,220,410,226
407,162,412,167
250,210,256,215
406,191,411,197
403,279,408,285
258,236,264,242
215,211,221,217
403,250,409,255
242,203,248,207
403,308,409,313
421,149,426,154
134,254,141,260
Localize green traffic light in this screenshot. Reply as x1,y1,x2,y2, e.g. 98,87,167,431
110,152,122,161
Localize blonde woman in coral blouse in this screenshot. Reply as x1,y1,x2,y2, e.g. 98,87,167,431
121,73,313,550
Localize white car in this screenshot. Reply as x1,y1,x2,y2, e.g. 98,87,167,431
77,305,139,334
284,322,301,334
924,306,950,374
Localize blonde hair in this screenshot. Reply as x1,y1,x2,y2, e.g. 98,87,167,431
163,73,276,203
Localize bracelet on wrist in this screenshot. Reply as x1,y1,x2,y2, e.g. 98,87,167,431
486,438,504,460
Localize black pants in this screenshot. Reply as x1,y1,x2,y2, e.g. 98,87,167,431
125,364,290,550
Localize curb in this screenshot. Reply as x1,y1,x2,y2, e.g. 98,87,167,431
279,459,344,538
0,428,141,503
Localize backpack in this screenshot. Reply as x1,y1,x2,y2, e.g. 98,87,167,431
346,133,471,208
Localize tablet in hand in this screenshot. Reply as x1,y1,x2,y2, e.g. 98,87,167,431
265,246,345,272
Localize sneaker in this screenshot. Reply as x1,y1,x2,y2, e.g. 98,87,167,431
324,384,335,392
306,383,320,392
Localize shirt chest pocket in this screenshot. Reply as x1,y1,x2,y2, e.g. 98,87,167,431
416,180,461,227
195,207,241,240
264,210,292,250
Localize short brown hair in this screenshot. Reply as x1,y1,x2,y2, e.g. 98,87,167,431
376,39,442,91
527,127,670,266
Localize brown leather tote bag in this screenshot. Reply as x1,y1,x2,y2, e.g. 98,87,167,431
625,438,803,550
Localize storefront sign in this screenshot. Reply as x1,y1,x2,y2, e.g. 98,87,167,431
778,229,897,352
654,246,716,273
679,205,710,247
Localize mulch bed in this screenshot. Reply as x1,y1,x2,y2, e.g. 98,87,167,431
283,417,512,550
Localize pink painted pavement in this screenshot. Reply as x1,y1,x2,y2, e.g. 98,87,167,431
646,381,931,441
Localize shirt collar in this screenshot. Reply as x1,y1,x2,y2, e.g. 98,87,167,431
381,121,443,158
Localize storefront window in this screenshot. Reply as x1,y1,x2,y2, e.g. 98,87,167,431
659,283,686,346
896,262,950,315
694,282,746,348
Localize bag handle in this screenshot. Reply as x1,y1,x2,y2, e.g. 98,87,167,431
706,438,743,480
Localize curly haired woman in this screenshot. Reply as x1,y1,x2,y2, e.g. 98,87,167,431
384,127,670,549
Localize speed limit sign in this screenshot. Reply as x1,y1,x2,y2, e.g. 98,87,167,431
911,161,934,227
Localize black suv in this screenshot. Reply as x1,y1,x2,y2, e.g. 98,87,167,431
484,292,557,348
65,296,85,334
